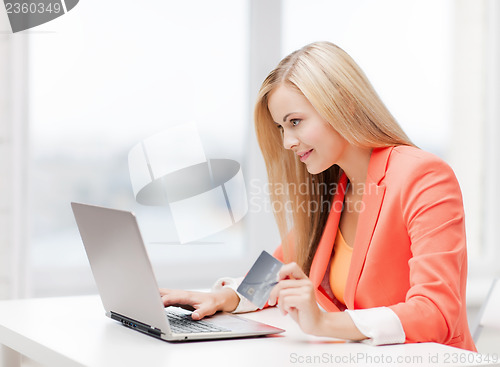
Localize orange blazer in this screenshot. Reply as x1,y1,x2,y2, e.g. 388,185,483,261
273,145,476,351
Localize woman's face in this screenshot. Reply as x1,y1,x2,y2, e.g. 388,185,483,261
267,84,349,174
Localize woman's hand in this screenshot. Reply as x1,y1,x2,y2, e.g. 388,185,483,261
267,262,325,335
160,288,239,320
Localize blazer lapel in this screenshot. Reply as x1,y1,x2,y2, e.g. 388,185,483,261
344,147,393,309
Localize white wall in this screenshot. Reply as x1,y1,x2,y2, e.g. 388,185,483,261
0,12,29,300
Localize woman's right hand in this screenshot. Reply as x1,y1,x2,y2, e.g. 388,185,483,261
159,288,240,320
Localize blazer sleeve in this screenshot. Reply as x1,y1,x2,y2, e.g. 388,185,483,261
273,244,284,262
388,155,468,345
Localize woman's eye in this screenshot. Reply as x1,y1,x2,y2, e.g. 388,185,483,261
290,119,301,126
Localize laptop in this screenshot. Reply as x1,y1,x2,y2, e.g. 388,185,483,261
71,202,284,341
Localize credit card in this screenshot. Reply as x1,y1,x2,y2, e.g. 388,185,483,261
237,250,283,309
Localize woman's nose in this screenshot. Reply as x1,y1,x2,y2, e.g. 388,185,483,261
282,129,299,150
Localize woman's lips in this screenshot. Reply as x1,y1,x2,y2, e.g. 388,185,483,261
299,149,313,162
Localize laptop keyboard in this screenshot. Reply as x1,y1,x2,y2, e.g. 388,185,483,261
165,309,231,334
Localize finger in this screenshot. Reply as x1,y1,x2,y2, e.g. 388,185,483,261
268,279,310,306
268,280,287,306
278,262,307,281
162,295,179,307
287,307,299,323
159,288,172,297
269,265,300,305
276,286,311,312
278,294,301,317
169,303,197,312
161,291,195,308
279,290,305,308
191,305,216,320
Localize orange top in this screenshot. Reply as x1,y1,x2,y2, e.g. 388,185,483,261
329,229,353,305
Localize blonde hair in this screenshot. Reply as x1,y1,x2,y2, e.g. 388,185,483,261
254,41,414,274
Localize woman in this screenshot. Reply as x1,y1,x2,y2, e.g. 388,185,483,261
161,41,476,351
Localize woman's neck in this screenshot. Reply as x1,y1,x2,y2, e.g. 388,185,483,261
338,146,372,189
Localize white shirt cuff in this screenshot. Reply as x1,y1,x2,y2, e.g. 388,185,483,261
345,307,406,345
211,277,259,314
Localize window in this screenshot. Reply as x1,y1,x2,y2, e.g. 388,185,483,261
28,0,250,296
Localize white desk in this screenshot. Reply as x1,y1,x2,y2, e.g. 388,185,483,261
0,295,498,367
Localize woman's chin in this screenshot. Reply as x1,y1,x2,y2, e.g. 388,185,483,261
306,166,320,175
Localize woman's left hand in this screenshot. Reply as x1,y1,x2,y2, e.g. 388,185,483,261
268,262,324,335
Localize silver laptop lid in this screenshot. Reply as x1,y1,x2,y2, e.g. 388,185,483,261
71,202,170,335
